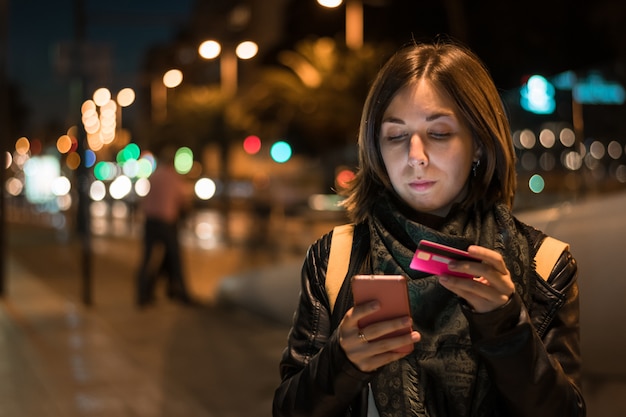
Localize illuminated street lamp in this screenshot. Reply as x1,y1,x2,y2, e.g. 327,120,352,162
82,87,136,151
198,39,258,97
317,0,363,50
152,69,182,122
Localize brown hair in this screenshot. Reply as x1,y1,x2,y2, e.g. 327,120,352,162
340,41,517,223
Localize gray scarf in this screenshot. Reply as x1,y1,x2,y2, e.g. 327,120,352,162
367,195,532,417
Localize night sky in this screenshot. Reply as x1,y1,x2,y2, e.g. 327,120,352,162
6,0,626,138
7,0,194,133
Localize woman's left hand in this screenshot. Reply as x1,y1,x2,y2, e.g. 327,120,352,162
437,245,515,313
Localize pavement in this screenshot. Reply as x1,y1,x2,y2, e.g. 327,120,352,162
3,196,626,417
2,220,299,417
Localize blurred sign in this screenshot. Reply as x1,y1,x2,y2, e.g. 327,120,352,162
520,75,556,115
573,73,625,105
23,156,60,204
551,70,625,105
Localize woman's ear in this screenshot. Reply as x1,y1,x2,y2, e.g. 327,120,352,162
473,143,483,162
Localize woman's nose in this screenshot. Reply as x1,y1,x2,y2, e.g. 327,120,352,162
407,135,428,167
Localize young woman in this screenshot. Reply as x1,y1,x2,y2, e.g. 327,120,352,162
273,41,585,417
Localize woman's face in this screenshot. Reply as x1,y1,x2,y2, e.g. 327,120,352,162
379,79,477,217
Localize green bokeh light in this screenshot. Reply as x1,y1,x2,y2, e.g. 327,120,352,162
529,174,545,193
117,143,141,164
175,147,193,174
94,161,112,181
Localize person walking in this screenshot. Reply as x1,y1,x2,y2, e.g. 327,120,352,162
136,146,194,307
273,41,585,416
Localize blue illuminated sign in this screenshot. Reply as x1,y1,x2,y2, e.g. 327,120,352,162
573,72,625,105
520,75,556,114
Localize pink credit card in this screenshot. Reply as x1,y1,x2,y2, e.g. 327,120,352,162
410,240,480,279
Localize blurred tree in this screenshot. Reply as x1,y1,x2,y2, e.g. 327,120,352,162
232,37,390,158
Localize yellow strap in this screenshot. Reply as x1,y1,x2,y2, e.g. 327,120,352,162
535,236,569,281
326,224,354,313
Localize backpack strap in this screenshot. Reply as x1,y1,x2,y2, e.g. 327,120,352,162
325,227,568,309
534,236,569,281
326,224,355,313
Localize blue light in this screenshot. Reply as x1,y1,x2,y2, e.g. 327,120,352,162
84,150,96,168
573,72,625,105
520,75,555,114
529,174,545,194
270,141,292,163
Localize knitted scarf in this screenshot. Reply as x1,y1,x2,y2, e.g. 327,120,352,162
367,194,532,417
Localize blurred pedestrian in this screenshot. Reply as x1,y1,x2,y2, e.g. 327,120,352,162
136,146,194,306
273,41,584,416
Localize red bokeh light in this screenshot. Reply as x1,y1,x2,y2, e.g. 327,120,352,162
243,135,262,155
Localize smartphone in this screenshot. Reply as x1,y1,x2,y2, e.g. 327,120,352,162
410,240,480,279
351,275,413,353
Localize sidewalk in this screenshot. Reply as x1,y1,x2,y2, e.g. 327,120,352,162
4,218,626,416
1,257,214,417
2,222,295,417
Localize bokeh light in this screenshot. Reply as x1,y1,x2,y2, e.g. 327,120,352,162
57,135,72,154
243,135,262,155
135,178,151,197
529,174,545,193
93,87,111,107
519,129,536,149
51,176,71,196
539,129,556,149
6,177,23,196
89,180,107,201
195,178,217,200
109,175,132,200
117,88,136,107
318,0,342,7
66,152,81,170
608,141,623,159
174,147,194,174
335,168,355,190
559,128,576,147
236,41,258,60
270,141,292,163
163,69,183,88
198,40,221,59
15,137,30,155
4,151,12,169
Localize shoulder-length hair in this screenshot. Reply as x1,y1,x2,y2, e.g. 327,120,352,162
340,41,517,223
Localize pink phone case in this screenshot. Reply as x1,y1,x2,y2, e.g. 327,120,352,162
351,275,413,353
410,240,479,279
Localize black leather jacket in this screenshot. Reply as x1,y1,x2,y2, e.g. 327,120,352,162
273,222,585,417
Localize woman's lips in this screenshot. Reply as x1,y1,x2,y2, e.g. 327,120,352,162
409,180,435,192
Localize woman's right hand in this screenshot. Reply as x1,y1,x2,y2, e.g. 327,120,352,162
338,301,421,372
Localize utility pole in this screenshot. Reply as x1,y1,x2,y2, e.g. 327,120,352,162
0,0,9,297
73,0,92,305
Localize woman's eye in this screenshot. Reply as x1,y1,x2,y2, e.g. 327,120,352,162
386,132,407,141
429,131,451,139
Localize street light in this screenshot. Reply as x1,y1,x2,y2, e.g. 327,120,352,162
198,39,258,97
317,0,363,50
151,69,182,122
